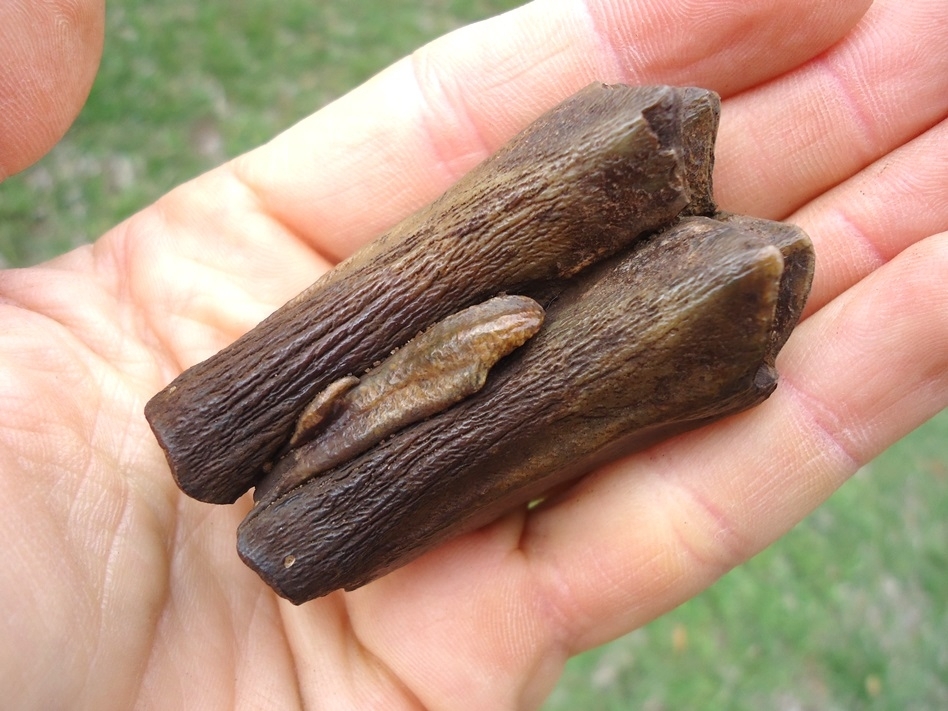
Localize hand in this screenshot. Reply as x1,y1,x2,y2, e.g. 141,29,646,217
2,0,946,708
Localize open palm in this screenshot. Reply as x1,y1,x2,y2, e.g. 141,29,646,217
2,0,946,708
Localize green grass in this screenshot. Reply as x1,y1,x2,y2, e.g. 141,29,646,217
1,1,945,708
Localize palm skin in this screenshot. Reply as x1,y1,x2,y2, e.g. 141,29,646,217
1,0,946,709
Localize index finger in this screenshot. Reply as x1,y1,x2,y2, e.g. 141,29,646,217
232,0,871,263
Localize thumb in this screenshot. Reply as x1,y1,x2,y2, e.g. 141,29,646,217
0,0,105,180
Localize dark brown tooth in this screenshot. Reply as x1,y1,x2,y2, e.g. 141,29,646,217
145,83,720,505
142,84,814,604
238,215,813,604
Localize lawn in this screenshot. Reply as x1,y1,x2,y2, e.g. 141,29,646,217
1,1,945,708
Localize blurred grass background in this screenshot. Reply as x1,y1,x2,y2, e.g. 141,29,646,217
1,1,945,708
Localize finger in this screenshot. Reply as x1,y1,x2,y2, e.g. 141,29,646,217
0,0,105,180
714,0,948,219
792,117,948,316
522,231,948,652
91,0,869,369
233,0,871,262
